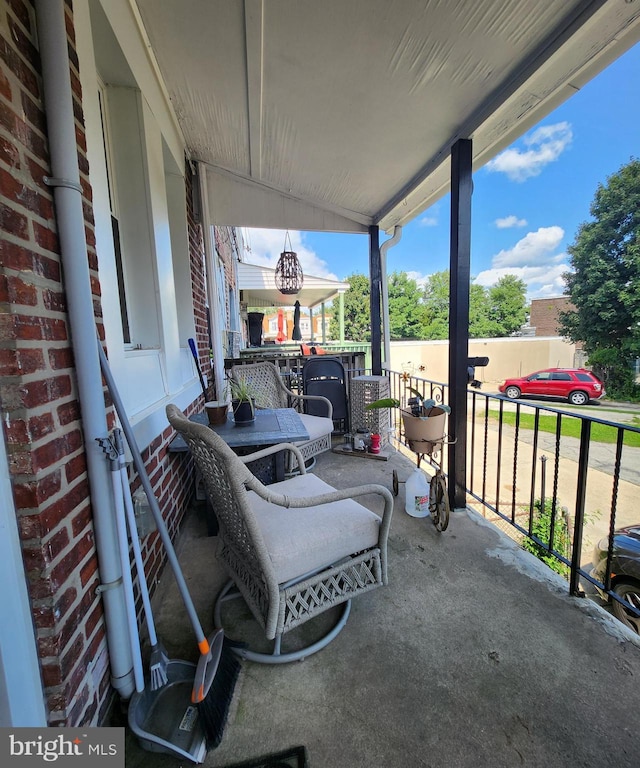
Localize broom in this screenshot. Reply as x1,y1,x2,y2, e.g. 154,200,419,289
114,429,170,691
98,340,238,748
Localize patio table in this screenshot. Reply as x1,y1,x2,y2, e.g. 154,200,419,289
169,407,309,535
169,407,309,484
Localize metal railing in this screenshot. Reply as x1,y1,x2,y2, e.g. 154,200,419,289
385,369,640,628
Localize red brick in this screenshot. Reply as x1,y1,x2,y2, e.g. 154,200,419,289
6,0,32,34
41,661,62,688
1,241,61,281
0,166,53,219
43,289,67,312
45,527,71,565
71,504,91,538
50,531,93,591
32,428,83,473
0,347,45,376
32,604,56,630
22,375,73,408
0,65,11,100
80,555,98,588
13,470,62,509
84,599,103,638
48,345,74,370
21,90,46,135
4,417,28,444
28,413,55,440
64,453,86,484
57,400,80,426
33,219,60,253
22,543,46,572
40,478,89,535
7,314,67,342
0,33,39,98
0,201,29,239
5,274,38,304
0,134,19,166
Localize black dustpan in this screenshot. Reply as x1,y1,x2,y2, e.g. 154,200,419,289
128,659,207,763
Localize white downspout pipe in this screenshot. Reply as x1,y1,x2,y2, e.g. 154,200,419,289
380,226,403,369
35,0,135,700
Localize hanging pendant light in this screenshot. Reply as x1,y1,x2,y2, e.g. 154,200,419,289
275,231,304,295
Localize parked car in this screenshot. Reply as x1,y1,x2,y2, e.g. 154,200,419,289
591,526,640,634
498,368,605,405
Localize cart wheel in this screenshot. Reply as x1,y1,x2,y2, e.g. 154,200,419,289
429,474,450,532
392,469,399,496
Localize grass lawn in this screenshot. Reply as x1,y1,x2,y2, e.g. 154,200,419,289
487,410,640,448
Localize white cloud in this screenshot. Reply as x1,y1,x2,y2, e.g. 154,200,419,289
486,122,573,182
495,215,527,229
419,215,438,227
405,270,430,288
492,226,564,268
476,225,571,299
241,228,338,280
474,264,569,299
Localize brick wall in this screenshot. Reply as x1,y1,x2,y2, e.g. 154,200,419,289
0,0,203,726
529,297,575,337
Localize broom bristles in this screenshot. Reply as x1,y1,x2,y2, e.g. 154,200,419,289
192,630,241,750
149,643,170,691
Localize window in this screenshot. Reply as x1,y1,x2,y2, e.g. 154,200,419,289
551,372,571,381
98,83,131,344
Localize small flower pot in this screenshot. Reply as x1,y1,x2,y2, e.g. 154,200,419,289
232,398,255,425
205,401,229,426
401,406,447,455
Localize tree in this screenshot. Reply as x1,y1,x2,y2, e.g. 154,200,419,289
422,270,527,339
330,273,370,341
558,158,640,398
387,271,427,339
422,270,450,339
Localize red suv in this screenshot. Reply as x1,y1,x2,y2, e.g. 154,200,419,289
498,368,605,405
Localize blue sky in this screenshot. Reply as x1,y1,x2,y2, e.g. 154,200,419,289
241,42,639,301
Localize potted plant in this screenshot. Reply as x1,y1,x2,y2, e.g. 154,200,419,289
228,378,256,425
366,389,450,454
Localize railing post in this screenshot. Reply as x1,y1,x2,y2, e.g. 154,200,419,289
369,225,382,375
448,138,473,509
569,420,591,596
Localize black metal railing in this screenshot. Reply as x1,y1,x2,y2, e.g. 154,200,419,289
386,369,640,628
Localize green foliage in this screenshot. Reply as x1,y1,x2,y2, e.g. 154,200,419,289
559,158,640,399
422,270,528,339
522,499,570,578
387,271,427,339
329,273,370,341
331,268,529,343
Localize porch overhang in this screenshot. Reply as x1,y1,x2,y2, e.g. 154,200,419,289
134,0,640,233
237,262,349,310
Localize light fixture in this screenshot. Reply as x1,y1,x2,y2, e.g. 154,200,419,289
275,231,303,295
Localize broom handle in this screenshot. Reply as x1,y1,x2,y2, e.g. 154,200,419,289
188,338,207,397
114,430,158,648
98,339,210,651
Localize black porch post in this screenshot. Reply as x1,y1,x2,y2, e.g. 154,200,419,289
369,225,382,375
448,138,473,509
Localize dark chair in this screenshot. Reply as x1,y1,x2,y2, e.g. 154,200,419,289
302,356,349,433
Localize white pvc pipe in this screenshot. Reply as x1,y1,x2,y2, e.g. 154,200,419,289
110,469,144,693
34,0,135,699
380,226,403,368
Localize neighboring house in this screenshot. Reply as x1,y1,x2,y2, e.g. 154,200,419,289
0,1,235,726
528,297,576,338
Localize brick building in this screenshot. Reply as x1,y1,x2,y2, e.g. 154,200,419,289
0,0,238,726
528,297,575,337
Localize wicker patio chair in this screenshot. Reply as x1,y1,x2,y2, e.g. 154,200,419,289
230,361,334,471
166,404,394,663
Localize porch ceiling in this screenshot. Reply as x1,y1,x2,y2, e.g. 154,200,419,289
134,0,640,233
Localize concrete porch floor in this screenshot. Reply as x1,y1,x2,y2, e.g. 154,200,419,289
122,442,640,768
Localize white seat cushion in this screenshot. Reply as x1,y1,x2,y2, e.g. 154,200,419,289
246,473,381,584
295,413,333,443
